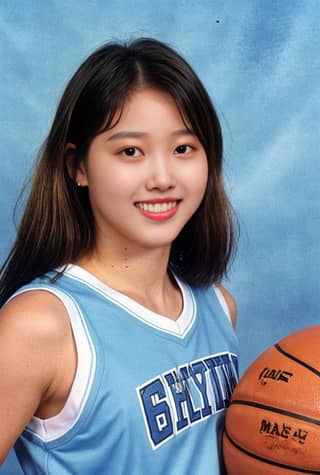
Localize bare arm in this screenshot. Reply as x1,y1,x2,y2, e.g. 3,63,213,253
0,291,76,464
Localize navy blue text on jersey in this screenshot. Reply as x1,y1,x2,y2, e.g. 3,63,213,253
137,352,238,449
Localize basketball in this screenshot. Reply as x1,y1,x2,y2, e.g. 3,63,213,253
223,325,320,474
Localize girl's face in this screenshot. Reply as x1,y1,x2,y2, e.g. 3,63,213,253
76,87,208,253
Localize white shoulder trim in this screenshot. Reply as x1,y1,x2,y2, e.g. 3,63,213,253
14,286,96,442
213,286,232,324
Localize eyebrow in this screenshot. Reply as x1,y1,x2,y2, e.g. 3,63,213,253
106,128,195,142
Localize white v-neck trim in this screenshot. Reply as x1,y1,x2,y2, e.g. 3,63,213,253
63,265,196,339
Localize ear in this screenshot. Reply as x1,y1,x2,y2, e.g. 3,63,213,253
65,143,88,187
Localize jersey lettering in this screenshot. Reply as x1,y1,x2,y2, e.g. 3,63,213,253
138,379,173,446
137,352,238,449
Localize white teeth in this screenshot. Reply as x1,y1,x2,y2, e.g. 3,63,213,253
136,201,177,212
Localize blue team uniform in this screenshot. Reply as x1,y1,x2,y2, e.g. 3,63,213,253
11,265,239,474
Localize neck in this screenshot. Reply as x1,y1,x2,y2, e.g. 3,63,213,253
75,237,181,319
80,247,171,290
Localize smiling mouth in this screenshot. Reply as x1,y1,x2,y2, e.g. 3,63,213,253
134,201,179,212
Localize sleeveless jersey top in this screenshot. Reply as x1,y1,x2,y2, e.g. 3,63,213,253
12,265,239,475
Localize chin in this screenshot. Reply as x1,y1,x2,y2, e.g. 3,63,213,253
137,234,179,250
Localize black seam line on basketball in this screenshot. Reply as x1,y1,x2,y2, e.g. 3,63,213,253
275,343,320,377
230,400,320,426
224,429,320,474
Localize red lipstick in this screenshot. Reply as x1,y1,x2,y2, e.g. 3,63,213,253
135,198,180,221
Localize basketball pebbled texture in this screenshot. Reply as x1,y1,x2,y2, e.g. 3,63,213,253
223,325,320,474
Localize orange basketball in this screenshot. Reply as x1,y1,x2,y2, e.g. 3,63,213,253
223,325,320,474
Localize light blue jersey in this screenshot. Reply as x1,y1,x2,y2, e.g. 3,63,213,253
13,265,239,475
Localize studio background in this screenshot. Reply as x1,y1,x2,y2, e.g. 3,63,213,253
1,1,319,473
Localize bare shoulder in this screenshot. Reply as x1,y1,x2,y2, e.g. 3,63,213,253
0,289,73,392
216,284,237,329
1,289,77,390
0,289,71,345
0,290,74,463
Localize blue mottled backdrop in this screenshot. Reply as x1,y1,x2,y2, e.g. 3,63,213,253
1,0,319,473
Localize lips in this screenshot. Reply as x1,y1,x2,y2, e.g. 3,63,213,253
134,199,181,221
135,201,177,212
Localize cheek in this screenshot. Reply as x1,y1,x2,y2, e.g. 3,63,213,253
186,159,208,196
199,161,209,190
87,164,135,196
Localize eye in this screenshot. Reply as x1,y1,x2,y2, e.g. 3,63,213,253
174,144,194,154
120,147,142,158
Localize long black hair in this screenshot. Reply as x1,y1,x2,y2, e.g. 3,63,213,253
0,37,237,306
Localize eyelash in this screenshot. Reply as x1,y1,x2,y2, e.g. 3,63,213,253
119,144,195,158
174,144,194,154
120,147,142,158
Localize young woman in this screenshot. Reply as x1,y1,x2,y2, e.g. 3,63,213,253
0,38,239,474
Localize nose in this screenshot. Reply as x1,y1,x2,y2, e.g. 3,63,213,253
146,155,176,191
